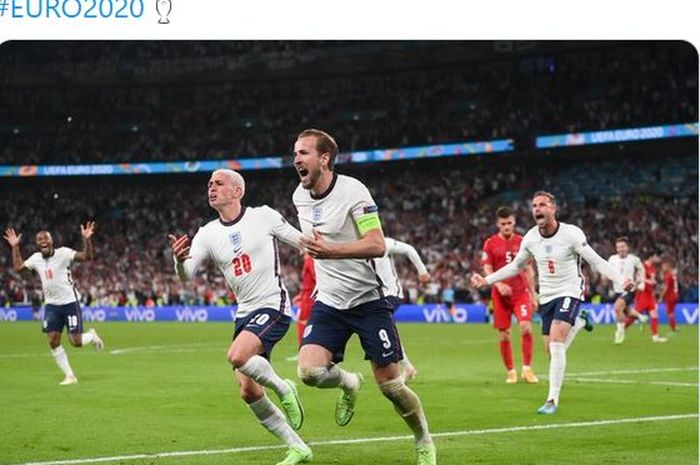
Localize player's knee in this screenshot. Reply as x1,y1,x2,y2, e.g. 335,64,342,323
297,366,326,387
499,330,511,342
228,351,249,369
519,322,532,335
379,376,419,415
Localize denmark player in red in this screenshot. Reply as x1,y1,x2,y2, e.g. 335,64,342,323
293,251,316,347
661,257,680,333
635,251,668,343
481,207,539,384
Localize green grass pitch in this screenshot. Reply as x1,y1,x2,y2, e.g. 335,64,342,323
0,321,697,465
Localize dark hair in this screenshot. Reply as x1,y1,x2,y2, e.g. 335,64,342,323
496,206,514,219
533,191,557,205
297,128,339,169
615,236,629,245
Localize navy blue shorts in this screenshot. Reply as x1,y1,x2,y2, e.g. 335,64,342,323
386,296,402,312
614,292,635,307
301,298,402,367
233,308,291,360
42,302,82,334
539,297,582,336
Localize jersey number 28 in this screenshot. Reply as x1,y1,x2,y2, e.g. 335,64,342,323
233,254,253,277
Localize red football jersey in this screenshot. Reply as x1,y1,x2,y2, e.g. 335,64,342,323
663,270,679,302
639,261,657,299
300,255,316,300
482,233,528,294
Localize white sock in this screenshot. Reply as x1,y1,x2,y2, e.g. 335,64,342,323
248,396,307,449
547,342,566,405
238,355,291,398
300,365,359,392
564,318,584,350
616,322,625,332
51,346,75,378
379,377,432,446
81,332,95,345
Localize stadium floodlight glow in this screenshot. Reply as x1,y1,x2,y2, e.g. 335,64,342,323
0,139,514,177
536,122,699,149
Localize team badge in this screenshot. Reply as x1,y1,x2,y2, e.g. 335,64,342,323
312,206,323,224
229,232,242,253
545,244,553,255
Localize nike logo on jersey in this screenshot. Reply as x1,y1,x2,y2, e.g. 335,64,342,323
382,351,394,357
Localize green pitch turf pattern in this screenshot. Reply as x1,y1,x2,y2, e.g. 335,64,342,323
0,322,696,465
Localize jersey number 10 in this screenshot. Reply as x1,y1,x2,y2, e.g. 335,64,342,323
233,254,253,277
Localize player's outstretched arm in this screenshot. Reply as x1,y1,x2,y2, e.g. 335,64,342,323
3,228,26,271
301,228,385,260
268,208,305,249
480,247,532,288
74,221,96,262
388,238,429,277
578,245,633,291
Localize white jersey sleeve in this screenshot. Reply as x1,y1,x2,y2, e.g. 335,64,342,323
23,252,41,271
386,238,428,275
573,234,625,290
262,205,304,249
175,226,211,282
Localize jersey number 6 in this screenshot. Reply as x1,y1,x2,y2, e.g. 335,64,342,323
233,254,253,277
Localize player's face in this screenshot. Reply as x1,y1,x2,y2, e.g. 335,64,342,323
497,216,515,237
207,172,241,209
294,136,328,189
531,195,556,227
661,262,670,272
35,231,53,256
615,241,629,257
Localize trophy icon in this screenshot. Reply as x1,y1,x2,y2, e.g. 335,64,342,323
156,0,171,24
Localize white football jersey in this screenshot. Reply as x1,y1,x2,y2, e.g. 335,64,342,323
177,206,302,318
293,173,384,309
488,222,589,304
375,238,429,298
24,247,79,305
608,253,644,293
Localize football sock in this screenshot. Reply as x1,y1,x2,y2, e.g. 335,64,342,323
248,395,306,448
379,377,432,446
547,342,566,405
51,346,75,378
239,355,291,398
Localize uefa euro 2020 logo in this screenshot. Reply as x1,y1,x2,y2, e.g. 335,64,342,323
156,0,171,24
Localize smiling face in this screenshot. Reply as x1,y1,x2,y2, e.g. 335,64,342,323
531,194,557,228
35,231,54,257
293,135,330,190
207,171,242,210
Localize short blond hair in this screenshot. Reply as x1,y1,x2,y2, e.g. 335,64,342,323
213,169,245,198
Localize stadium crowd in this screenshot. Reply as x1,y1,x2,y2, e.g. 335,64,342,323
1,153,697,308
0,42,696,164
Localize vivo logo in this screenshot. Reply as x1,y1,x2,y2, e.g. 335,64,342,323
586,305,617,325
82,309,106,322
124,309,156,322
423,306,468,324
682,306,698,325
176,308,208,322
0,309,18,321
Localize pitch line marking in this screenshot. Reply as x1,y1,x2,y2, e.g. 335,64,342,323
568,377,698,387
12,413,698,465
567,367,698,376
